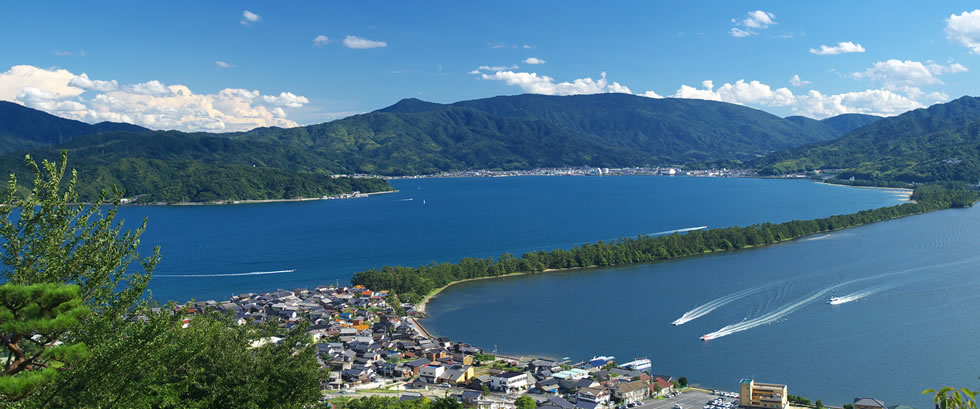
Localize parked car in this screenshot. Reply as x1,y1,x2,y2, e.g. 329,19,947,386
673,405,683,409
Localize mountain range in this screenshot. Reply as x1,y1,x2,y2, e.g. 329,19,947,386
19,92,980,203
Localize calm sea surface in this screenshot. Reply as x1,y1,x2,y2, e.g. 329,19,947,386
127,176,902,302
422,186,980,408
117,176,954,405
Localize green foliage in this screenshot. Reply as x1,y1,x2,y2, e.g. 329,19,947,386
788,394,811,405
353,184,973,297
388,293,406,316
0,155,324,408
473,353,496,363
844,404,854,409
924,387,978,409
756,96,980,185
0,283,91,401
239,93,856,174
342,396,432,409
815,400,824,408
678,377,688,387
515,395,536,409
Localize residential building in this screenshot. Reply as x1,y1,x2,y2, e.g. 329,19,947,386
854,398,886,409
420,364,445,383
614,380,650,404
739,379,788,409
490,371,529,393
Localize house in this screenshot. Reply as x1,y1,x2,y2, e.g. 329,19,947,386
490,371,530,393
420,364,445,383
651,377,675,397
441,365,474,384
406,358,434,377
461,390,483,406
543,396,576,409
576,387,610,405
614,380,650,404
452,352,475,366
854,398,887,409
574,378,599,390
536,378,561,394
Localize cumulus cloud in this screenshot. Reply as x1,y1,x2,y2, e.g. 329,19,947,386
343,35,387,49
671,78,932,118
730,10,775,37
215,61,232,69
673,79,795,107
241,10,260,25
523,57,546,65
0,65,309,132
479,71,632,96
313,35,330,47
789,74,811,87
946,10,980,53
262,92,309,108
809,41,866,55
852,59,967,88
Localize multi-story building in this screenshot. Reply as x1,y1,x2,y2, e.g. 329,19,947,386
739,379,788,409
490,371,529,393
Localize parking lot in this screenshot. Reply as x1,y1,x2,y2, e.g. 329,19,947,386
636,390,738,409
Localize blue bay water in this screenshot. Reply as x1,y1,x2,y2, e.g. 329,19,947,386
422,195,980,408
125,176,903,302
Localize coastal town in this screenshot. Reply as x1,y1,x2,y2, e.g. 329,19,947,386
176,284,890,409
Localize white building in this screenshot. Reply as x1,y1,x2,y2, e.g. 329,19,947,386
489,371,529,393
419,364,445,383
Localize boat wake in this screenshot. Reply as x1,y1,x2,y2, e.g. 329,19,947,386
395,198,414,202
806,234,832,241
672,284,773,326
829,285,892,305
650,226,708,236
156,269,296,278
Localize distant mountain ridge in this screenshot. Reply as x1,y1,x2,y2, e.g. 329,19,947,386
756,95,980,184
0,101,149,154
0,93,896,201
235,93,879,174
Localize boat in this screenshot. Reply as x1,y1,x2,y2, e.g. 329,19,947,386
621,358,652,371
828,296,845,305
700,334,713,341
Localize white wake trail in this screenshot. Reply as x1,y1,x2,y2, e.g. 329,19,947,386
650,225,708,236
156,269,296,278
830,284,894,305
672,284,773,326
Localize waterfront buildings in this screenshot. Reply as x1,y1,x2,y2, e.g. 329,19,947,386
739,379,788,409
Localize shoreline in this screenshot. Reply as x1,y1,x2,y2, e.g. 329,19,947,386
144,189,397,206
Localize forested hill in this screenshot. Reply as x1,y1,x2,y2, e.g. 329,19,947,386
235,94,866,174
0,101,149,154
756,96,980,184
0,131,393,204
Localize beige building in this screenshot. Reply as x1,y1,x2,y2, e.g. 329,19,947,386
739,379,788,409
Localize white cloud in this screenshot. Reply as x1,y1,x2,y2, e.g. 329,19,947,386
730,27,752,38
479,71,632,96
241,10,260,25
68,74,118,92
477,65,519,71
852,59,966,88
523,57,546,65
0,65,309,132
641,90,663,99
313,35,330,47
794,89,923,118
789,74,811,87
809,41,866,55
343,35,387,49
215,61,232,69
730,10,775,37
673,79,795,107
262,92,309,108
946,10,980,53
54,50,73,56
742,10,776,29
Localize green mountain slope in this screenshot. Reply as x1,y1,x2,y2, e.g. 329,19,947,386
0,101,148,154
238,93,852,173
0,131,392,203
757,96,980,183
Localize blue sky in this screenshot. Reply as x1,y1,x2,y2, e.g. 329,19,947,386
2,1,980,131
